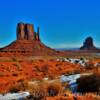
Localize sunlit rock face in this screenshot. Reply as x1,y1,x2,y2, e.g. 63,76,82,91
17,22,40,41
80,37,98,50
0,22,58,57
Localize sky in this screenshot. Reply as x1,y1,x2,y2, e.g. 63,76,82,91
0,0,100,48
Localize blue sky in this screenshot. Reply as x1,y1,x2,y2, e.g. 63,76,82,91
0,0,100,48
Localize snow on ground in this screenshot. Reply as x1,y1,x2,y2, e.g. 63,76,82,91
60,74,81,83
57,58,89,67
0,92,30,100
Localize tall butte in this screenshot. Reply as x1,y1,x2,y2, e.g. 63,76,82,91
0,22,57,56
80,36,99,50
17,22,40,41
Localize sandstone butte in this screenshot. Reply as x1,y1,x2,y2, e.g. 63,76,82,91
80,36,99,50
0,22,100,100
0,22,100,57
0,22,59,57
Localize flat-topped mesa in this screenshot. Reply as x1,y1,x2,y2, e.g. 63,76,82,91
17,22,40,41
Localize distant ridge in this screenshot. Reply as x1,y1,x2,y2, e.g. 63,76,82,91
55,48,79,51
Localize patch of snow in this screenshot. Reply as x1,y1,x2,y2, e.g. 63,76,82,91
0,92,30,100
60,74,81,83
56,58,89,67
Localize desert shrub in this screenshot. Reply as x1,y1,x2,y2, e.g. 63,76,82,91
49,74,55,80
12,72,18,76
0,72,4,76
80,57,84,60
85,62,94,69
12,57,17,62
46,82,62,97
12,63,21,70
42,64,48,72
26,80,62,99
47,85,59,96
55,63,61,67
39,59,44,62
77,74,100,93
10,80,27,93
9,86,20,93
35,65,48,73
75,60,79,64
27,83,46,100
74,70,80,74
35,66,41,72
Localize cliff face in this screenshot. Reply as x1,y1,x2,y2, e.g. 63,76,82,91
0,22,58,57
17,23,40,41
80,37,98,50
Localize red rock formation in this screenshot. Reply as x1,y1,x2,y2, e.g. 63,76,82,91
25,24,34,40
36,26,40,41
0,22,58,57
17,23,35,40
80,37,99,50
17,23,25,40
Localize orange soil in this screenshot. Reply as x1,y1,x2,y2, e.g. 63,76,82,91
0,59,80,93
0,59,100,93
46,95,98,100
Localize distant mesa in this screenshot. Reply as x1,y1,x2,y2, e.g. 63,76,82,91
0,22,58,57
80,36,99,50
